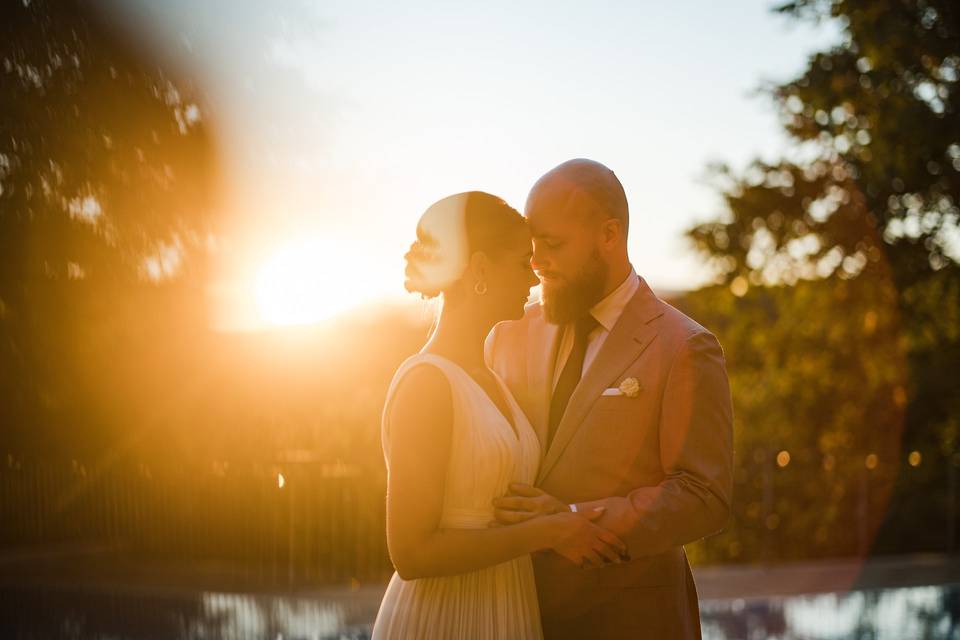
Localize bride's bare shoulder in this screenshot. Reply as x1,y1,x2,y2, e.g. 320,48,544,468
393,360,450,400
388,360,454,433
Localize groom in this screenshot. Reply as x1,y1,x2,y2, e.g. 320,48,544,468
485,159,733,638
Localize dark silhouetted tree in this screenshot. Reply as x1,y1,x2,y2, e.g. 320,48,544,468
686,0,960,561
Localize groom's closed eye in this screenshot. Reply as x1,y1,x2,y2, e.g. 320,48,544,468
537,239,564,250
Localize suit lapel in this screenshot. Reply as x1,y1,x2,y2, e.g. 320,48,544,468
536,278,665,484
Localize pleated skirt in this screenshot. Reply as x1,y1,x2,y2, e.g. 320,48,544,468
371,554,543,640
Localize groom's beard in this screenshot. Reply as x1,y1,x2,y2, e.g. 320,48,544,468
541,249,607,325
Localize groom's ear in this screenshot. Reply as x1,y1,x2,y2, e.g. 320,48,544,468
599,216,625,249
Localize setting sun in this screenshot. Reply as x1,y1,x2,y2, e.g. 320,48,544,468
254,238,375,326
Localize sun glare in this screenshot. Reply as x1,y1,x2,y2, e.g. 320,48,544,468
254,238,373,327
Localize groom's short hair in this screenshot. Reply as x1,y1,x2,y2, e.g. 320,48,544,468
528,158,629,237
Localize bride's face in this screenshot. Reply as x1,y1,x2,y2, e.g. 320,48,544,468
481,227,539,322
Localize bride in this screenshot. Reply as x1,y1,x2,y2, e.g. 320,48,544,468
372,192,626,639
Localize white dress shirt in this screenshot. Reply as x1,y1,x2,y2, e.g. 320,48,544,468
551,266,639,391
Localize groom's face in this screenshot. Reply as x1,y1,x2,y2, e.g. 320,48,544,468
526,189,608,324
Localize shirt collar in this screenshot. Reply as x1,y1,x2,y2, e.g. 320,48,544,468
589,266,639,333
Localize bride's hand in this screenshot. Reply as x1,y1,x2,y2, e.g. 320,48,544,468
546,508,629,569
492,483,569,524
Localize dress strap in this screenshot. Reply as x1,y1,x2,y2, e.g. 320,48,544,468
381,354,464,461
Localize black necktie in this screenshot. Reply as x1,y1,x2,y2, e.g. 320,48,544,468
548,314,598,449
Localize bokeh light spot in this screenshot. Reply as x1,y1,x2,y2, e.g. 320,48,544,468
776,450,791,467
730,276,749,297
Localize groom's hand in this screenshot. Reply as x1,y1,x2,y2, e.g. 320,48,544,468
492,483,569,524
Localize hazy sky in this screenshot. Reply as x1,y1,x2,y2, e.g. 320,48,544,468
101,0,840,328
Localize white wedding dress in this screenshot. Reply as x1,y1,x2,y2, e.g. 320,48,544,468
372,353,544,640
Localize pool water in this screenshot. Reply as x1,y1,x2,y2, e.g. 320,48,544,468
2,582,959,639
701,584,960,639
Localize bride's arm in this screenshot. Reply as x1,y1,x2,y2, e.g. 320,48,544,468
385,364,624,580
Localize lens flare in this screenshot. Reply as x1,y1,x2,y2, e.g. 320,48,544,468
254,238,374,326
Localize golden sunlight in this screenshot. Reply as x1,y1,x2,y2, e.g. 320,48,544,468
254,238,374,326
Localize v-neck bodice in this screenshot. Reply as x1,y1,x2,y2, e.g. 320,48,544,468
453,360,521,440
382,353,541,529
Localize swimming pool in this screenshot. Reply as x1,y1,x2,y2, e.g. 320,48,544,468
3,581,959,639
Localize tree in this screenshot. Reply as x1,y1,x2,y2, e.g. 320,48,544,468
687,0,960,561
691,0,959,286
679,279,907,562
0,0,219,455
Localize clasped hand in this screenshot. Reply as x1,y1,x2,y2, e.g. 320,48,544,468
492,482,570,522
491,483,629,569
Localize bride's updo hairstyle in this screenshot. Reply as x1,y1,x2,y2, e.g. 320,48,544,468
405,191,526,299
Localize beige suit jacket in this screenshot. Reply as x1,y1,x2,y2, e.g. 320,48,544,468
486,276,733,639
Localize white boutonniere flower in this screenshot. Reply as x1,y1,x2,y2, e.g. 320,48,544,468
618,377,641,398
602,377,642,397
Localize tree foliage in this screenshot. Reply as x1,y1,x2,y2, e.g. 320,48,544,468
691,0,959,288
686,0,960,562
679,279,907,562
0,0,218,453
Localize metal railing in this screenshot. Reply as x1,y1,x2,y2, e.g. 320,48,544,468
0,457,393,586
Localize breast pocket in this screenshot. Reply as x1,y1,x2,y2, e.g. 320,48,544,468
577,397,660,487
590,390,658,434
